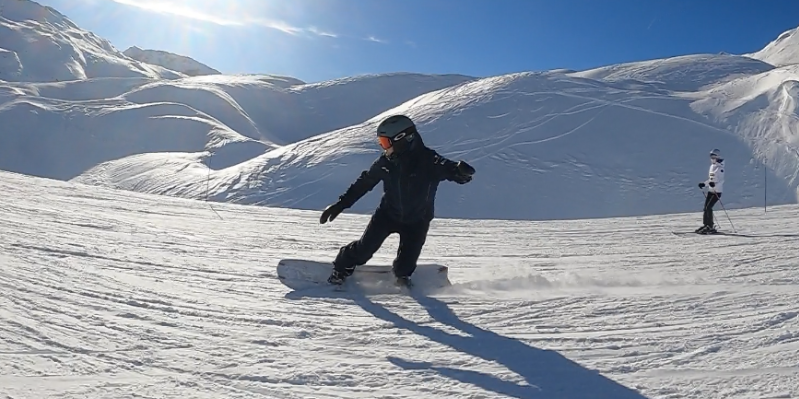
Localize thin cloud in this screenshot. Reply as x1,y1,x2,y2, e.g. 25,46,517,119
107,0,337,38
309,27,338,38
251,18,305,36
366,35,387,44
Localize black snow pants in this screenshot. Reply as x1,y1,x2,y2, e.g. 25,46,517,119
703,192,722,227
333,209,430,278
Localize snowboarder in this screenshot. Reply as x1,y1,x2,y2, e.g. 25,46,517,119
318,114,475,286
696,148,725,234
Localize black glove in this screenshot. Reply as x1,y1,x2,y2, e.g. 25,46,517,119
456,161,475,176
450,160,475,184
320,201,345,224
709,182,715,188
698,182,705,188
453,174,472,184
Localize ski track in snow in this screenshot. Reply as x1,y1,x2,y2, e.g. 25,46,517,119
2,171,799,399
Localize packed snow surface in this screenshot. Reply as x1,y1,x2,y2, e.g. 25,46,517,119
3,171,799,398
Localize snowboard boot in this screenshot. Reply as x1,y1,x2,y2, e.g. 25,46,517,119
395,276,413,288
327,263,355,285
696,225,718,235
327,270,347,285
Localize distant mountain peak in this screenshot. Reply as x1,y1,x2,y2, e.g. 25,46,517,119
0,0,184,82
745,26,799,67
123,46,221,77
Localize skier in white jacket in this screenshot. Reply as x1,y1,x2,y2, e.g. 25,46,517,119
696,148,724,234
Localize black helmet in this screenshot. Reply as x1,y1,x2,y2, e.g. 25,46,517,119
376,115,417,155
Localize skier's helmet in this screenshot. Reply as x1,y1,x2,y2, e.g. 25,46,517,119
710,148,721,158
376,115,417,154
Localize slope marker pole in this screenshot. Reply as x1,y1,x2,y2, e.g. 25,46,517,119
205,151,223,220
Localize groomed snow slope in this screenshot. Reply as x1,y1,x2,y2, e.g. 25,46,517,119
4,170,799,399
0,0,183,82
76,60,799,220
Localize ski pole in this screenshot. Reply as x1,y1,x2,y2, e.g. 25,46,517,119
715,194,736,233
205,151,223,220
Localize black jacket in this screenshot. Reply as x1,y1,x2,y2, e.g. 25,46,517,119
337,136,466,224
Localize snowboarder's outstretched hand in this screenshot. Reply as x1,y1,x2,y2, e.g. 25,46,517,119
457,161,475,176
698,182,705,189
452,160,475,184
320,201,345,224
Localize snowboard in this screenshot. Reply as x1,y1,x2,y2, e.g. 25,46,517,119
276,258,452,292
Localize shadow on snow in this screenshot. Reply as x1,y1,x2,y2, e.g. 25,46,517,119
283,284,649,399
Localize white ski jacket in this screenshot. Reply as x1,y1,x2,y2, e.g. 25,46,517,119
705,159,725,193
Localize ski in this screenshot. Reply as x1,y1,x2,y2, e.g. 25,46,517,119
672,231,708,236
672,230,723,236
672,230,754,238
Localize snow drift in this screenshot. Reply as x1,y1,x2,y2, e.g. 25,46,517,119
3,0,799,220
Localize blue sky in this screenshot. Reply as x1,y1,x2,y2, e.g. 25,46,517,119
35,0,799,83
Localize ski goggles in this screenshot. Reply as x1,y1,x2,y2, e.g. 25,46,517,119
377,131,409,150
378,136,392,149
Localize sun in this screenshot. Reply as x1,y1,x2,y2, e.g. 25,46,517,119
109,0,248,26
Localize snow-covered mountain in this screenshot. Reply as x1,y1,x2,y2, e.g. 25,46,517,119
0,70,475,180
239,73,307,89
569,53,773,91
123,46,221,77
0,0,473,181
2,0,799,220
0,0,184,82
73,55,799,220
745,26,799,67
